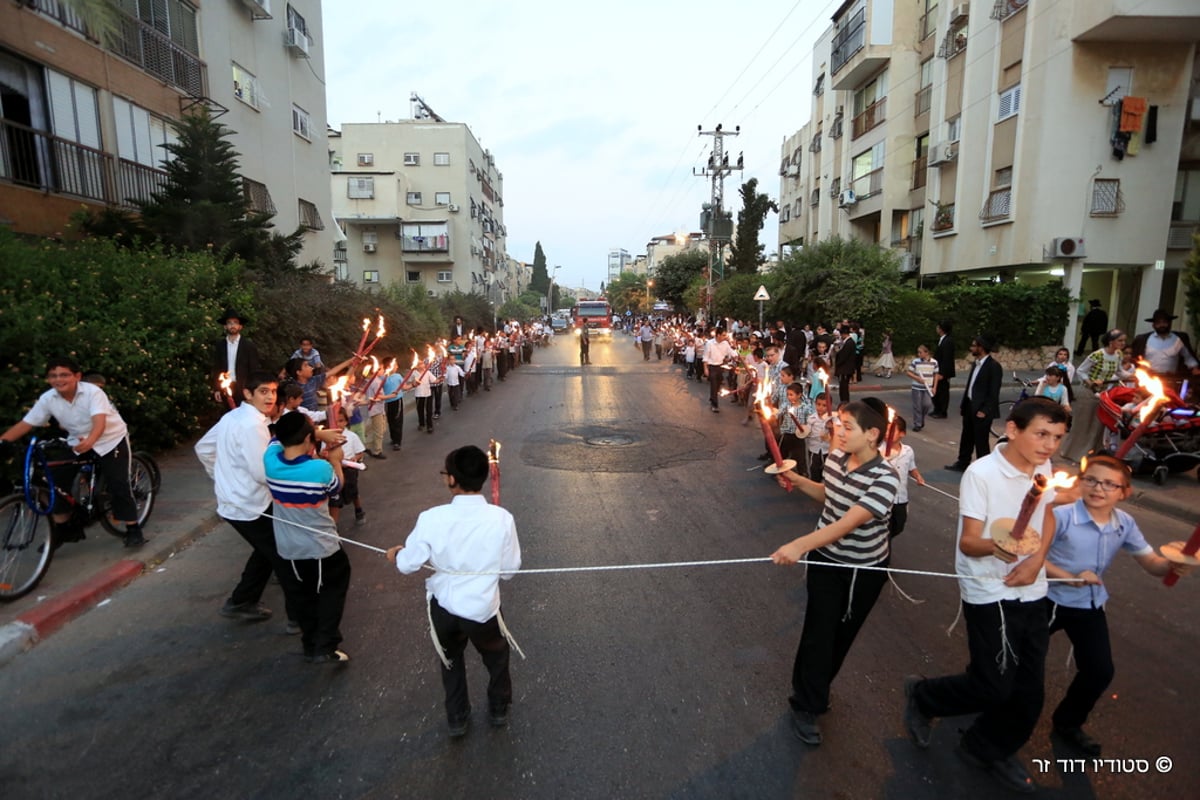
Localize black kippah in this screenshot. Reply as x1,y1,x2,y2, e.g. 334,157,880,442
270,410,309,441
860,397,888,419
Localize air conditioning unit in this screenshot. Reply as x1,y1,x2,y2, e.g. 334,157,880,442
358,154,373,166
928,143,957,166
284,28,310,57
239,0,272,18
950,3,969,23
786,164,800,177
838,190,857,207
898,252,916,273
363,243,377,253
427,290,436,297
1052,237,1086,259
448,203,460,212
471,246,481,256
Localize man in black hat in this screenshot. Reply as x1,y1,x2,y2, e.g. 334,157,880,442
211,308,261,408
1076,300,1107,356
1130,309,1199,389
946,334,1003,471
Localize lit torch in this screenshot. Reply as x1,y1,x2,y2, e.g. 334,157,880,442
756,377,795,491
326,376,349,431
488,439,501,505
992,471,1077,557
354,316,371,358
217,371,236,409
1162,522,1200,587
884,406,898,456
361,313,386,359
1114,366,1169,460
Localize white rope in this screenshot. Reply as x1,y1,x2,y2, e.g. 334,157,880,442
920,482,961,502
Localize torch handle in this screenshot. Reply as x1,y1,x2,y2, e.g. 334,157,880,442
1163,522,1200,587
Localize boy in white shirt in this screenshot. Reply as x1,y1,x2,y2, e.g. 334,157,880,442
444,359,466,411
804,393,833,482
879,415,924,538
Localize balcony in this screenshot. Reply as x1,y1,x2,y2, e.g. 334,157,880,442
991,0,1028,21
0,117,168,208
931,203,955,232
979,188,1012,223
938,27,968,59
22,0,91,38
850,168,884,200
108,10,207,97
830,9,866,75
1073,0,1200,43
830,8,891,91
912,155,928,189
852,98,887,139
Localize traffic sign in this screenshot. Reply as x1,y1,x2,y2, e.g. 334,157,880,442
753,285,770,301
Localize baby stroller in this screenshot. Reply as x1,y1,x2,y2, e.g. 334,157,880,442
1097,385,1200,484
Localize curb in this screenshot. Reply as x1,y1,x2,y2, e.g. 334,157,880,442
0,511,221,667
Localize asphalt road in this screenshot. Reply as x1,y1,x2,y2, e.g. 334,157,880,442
1,335,1196,800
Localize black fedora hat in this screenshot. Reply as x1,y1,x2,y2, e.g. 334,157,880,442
1146,309,1177,323
219,308,249,325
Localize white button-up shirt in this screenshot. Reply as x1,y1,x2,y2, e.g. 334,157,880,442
22,381,128,455
194,402,272,521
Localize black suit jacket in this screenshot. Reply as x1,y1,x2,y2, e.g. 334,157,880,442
833,339,857,377
211,336,262,396
960,356,1003,418
935,334,956,379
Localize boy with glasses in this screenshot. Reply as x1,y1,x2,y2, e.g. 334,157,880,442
1042,454,1193,756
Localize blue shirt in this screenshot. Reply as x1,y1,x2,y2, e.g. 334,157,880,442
383,372,404,399
1047,500,1153,609
263,441,341,560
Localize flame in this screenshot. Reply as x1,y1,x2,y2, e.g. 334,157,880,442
426,345,437,363
327,375,349,404
410,350,421,370
218,371,233,396
817,368,829,384
361,317,370,333
488,439,501,464
887,407,896,424
1133,367,1168,423
375,314,386,338
439,344,448,358
361,362,374,377
1046,470,1078,490
384,357,398,375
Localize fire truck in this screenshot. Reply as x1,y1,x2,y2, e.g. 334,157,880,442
571,299,613,337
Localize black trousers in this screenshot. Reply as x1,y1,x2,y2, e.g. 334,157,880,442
1047,600,1114,730
385,398,403,447
707,364,724,408
278,548,351,658
49,439,138,523
224,512,295,621
432,384,443,415
933,377,952,415
837,373,852,404
957,410,993,463
888,501,908,538
430,597,512,722
790,555,888,714
448,383,463,409
416,396,434,430
913,599,1049,762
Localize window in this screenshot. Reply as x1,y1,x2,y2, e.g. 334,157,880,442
406,191,423,205
347,177,375,199
781,205,791,222
363,270,379,284
813,74,825,96
852,71,888,138
998,84,1022,121
401,221,450,252
851,141,886,197
286,4,309,36
113,97,176,168
404,152,420,166
291,104,311,140
435,192,451,206
298,198,323,230
947,116,962,142
437,271,453,283
1090,178,1124,217
357,153,374,166
915,59,933,116
243,178,276,215
434,152,450,166
334,263,349,281
232,63,262,109
361,230,378,245
995,167,1013,188
47,71,100,148
407,271,421,283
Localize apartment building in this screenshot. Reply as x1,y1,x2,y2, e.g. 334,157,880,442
644,232,705,277
0,0,335,267
329,120,508,300
607,248,632,283
780,0,1200,342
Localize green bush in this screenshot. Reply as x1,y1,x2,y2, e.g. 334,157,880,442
0,228,247,450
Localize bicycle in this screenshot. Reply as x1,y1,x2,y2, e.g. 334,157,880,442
0,437,158,601
989,373,1040,440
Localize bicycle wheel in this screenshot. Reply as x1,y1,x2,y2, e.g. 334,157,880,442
135,452,162,492
0,492,53,601
100,454,157,535
990,401,1016,439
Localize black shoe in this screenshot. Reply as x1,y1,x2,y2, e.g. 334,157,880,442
434,413,441,419
306,649,350,665
391,443,401,451
757,453,771,461
929,412,947,419
220,601,272,621
1053,725,1102,756
368,451,387,459
354,508,366,525
488,706,509,728
944,462,968,472
957,742,1036,794
427,427,434,434
903,676,932,749
790,709,822,745
285,620,301,635
123,531,145,548
912,425,923,432
448,715,471,738
711,407,720,413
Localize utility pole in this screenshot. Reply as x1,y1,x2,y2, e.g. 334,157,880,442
694,124,742,325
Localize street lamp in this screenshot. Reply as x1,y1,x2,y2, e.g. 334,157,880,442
646,279,654,314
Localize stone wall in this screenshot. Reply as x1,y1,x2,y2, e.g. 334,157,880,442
885,346,1067,376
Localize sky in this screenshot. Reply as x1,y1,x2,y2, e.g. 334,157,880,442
322,0,835,292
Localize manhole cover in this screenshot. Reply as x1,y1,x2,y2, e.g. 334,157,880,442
586,434,634,446
522,422,718,473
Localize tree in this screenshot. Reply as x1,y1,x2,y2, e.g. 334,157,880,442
727,178,778,274
1183,232,1200,339
769,236,904,326
529,241,550,294
653,250,708,311
606,272,650,317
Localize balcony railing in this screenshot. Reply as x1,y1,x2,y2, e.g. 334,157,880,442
852,98,887,139
1167,222,1197,250
980,188,1012,223
0,117,168,208
912,155,929,189
919,4,939,40
830,9,866,74
108,10,207,97
991,0,1028,21
23,0,91,38
851,168,884,199
915,85,932,117
402,235,450,253
931,203,956,232
938,28,968,59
